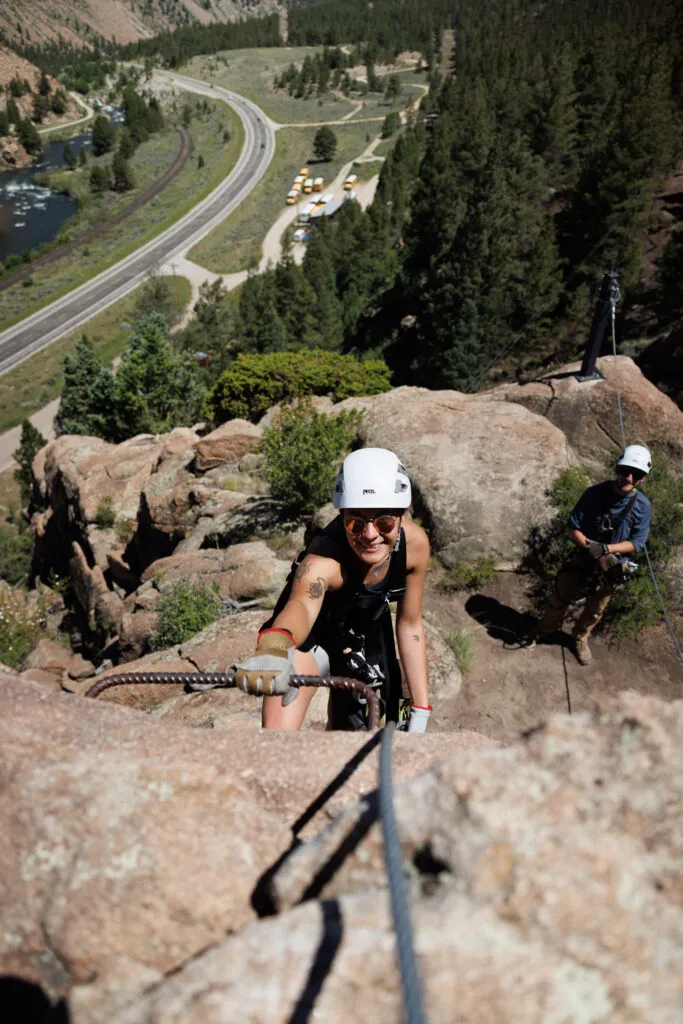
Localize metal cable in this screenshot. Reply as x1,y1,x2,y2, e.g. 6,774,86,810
609,284,626,448
609,285,683,667
84,670,382,729
379,722,427,1024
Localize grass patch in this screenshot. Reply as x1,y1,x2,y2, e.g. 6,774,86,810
0,470,21,521
0,100,242,334
442,556,498,591
191,120,377,273
444,627,475,676
184,48,425,126
185,48,357,124
0,277,191,434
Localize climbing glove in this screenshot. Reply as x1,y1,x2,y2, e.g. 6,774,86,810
586,540,609,559
407,704,432,734
231,628,300,706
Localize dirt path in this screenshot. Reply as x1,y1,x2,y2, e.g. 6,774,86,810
427,570,682,743
38,92,94,136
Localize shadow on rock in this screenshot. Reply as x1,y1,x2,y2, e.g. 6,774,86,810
251,731,382,917
287,899,343,1024
0,977,70,1023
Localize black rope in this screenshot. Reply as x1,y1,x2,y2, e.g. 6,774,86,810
379,722,427,1024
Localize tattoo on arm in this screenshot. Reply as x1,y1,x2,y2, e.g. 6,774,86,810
307,577,327,601
412,633,421,643
295,559,312,582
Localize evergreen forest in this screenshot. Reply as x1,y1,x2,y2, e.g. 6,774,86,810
234,0,683,393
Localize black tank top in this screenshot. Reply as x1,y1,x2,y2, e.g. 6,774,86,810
264,515,408,725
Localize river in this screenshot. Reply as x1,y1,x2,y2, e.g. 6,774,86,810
0,106,123,264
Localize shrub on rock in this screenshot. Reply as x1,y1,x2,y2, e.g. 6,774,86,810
203,349,391,425
153,579,222,650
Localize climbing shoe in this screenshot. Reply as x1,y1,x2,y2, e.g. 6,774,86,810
574,636,592,665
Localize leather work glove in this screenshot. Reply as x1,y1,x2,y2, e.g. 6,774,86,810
586,540,608,560
598,553,619,573
231,628,300,706
407,704,432,734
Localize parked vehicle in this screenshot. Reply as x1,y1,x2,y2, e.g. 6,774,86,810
300,202,317,222
299,167,309,177
343,174,358,190
303,178,314,193
286,189,299,205
313,177,324,192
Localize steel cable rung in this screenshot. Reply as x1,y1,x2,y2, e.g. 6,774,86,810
84,670,382,729
379,721,427,1024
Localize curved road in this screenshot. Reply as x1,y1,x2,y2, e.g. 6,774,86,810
0,73,275,377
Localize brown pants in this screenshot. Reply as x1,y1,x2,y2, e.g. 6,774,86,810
537,564,614,641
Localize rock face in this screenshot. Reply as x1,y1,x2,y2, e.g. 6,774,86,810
28,359,681,660
342,386,573,564
492,354,683,473
86,692,683,1024
0,674,488,1016
192,419,262,471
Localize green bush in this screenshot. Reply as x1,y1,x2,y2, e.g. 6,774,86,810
443,556,498,591
0,526,32,585
259,404,363,514
94,496,116,529
444,627,475,675
153,579,222,650
0,584,45,668
203,350,392,425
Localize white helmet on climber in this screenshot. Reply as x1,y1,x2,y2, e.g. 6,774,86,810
616,444,652,476
333,448,412,509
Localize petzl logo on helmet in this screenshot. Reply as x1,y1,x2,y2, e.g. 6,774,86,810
362,488,375,494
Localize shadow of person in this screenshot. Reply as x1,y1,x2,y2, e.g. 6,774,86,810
0,977,70,1023
465,593,538,643
465,595,575,650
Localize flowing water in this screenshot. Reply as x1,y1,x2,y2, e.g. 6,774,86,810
0,106,123,264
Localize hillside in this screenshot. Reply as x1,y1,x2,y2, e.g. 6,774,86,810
0,0,281,48
0,45,82,167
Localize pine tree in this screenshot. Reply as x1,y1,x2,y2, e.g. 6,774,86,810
112,150,134,191
313,125,337,161
110,314,205,439
6,96,20,126
63,143,77,169
58,337,115,438
13,420,46,506
91,113,114,156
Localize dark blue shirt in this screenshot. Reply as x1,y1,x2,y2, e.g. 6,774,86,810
569,482,651,552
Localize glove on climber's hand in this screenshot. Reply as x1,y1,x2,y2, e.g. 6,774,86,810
598,553,619,573
231,629,299,706
586,540,608,559
407,705,431,734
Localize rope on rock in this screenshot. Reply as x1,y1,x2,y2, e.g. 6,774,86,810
379,721,427,1024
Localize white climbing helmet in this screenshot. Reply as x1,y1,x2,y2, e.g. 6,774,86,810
333,448,412,509
616,444,652,475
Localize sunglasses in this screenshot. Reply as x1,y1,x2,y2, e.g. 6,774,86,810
343,513,401,535
616,466,645,481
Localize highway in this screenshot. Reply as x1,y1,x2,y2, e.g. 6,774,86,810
0,73,276,377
